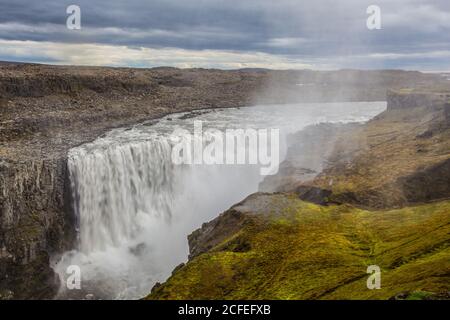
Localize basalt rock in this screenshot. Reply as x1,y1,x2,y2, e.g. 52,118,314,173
0,158,76,299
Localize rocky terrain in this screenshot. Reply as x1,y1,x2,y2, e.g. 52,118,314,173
147,90,450,300
1,61,449,299
264,90,450,209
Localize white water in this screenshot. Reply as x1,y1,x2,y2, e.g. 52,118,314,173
52,102,386,299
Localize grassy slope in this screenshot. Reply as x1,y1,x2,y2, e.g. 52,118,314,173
147,195,450,300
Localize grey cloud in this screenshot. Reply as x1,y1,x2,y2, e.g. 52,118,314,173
0,0,449,69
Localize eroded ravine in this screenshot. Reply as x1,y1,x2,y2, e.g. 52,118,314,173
52,102,386,299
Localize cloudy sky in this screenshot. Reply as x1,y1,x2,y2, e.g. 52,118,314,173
0,0,449,70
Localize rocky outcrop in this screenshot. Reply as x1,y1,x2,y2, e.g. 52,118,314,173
0,73,156,98
386,90,448,111
188,209,250,259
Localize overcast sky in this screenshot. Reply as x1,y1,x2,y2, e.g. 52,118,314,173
0,0,449,70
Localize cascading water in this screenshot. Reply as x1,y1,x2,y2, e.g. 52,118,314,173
68,139,174,254
52,102,386,299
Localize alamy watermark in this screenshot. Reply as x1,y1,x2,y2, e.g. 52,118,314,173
367,265,381,289
169,121,280,176
367,5,382,30
66,5,81,30
66,4,381,31
66,265,81,290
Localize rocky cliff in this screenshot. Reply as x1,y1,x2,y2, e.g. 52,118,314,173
0,158,75,299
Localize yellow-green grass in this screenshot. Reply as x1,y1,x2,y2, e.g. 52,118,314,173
147,195,450,300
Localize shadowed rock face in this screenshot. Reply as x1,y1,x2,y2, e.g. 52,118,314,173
386,90,447,111
0,62,449,299
0,159,76,299
188,209,249,260
396,157,450,204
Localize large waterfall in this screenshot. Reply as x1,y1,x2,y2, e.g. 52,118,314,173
53,102,386,299
68,139,175,254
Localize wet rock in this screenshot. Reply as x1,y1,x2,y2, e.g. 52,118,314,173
151,282,162,294
171,263,185,275
129,243,147,256
390,291,410,300
295,186,332,205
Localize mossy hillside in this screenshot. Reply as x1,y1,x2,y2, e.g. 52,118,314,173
147,195,450,300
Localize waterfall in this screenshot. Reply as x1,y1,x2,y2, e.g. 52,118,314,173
56,129,266,299
52,102,387,300
68,138,174,254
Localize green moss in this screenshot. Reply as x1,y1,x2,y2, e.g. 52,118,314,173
147,196,450,300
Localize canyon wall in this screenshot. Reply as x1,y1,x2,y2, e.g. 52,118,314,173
0,62,448,299
0,158,75,298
